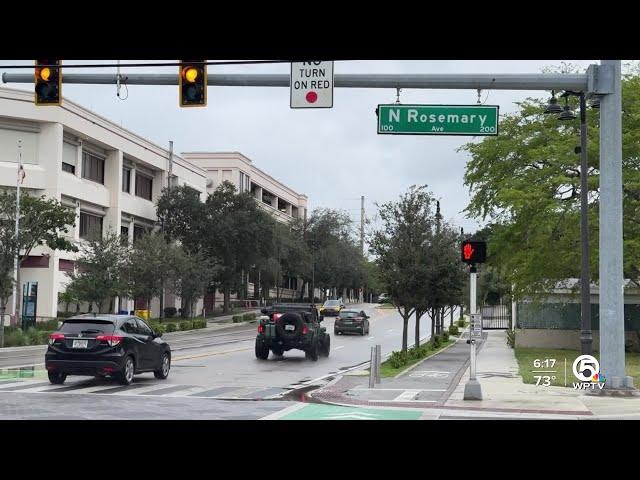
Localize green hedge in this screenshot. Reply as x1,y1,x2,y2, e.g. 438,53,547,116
242,313,256,322
166,323,177,333
457,319,466,328
232,315,243,323
442,331,450,342
449,325,459,336
193,319,207,329
179,321,193,331
3,328,55,347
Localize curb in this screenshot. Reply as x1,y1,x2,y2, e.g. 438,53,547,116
394,334,463,379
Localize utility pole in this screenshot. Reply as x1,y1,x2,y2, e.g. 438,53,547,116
160,140,173,320
11,140,23,328
360,195,365,255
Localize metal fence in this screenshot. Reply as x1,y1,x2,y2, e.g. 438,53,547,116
516,302,640,331
480,304,511,330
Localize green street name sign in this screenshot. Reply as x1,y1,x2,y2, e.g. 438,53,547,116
377,104,499,136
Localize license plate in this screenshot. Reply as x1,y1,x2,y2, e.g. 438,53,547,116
284,324,295,331
72,339,88,349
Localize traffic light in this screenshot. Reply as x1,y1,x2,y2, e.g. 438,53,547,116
179,60,207,107
34,60,61,106
461,240,486,264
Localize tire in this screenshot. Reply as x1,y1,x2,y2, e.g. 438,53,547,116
360,326,366,336
119,356,135,385
275,312,305,341
320,334,330,357
255,338,270,360
305,339,319,361
48,371,66,385
154,352,171,379
334,329,340,335
271,347,284,357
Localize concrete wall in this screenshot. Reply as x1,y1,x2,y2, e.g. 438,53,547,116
515,329,640,352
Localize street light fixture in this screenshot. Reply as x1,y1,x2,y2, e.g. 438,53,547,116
544,89,592,355
544,90,564,114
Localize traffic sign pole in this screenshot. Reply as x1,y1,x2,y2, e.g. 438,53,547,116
464,265,483,400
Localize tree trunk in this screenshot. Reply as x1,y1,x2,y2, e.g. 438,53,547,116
450,306,454,327
414,311,421,348
402,313,409,352
0,302,6,348
459,304,464,319
223,287,230,313
430,308,435,338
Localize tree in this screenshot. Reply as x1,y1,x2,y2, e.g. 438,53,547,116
171,248,213,318
0,190,76,345
127,233,180,314
64,232,129,313
461,71,640,296
156,185,205,254
370,186,436,352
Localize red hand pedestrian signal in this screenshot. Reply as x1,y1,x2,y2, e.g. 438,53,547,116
463,243,474,261
461,241,486,264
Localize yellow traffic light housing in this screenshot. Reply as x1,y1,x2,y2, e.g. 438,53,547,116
179,60,207,107
35,60,61,106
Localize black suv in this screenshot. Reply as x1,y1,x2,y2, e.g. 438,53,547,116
255,303,330,361
45,314,171,386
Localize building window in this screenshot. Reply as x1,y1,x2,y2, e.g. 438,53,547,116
79,212,103,239
135,173,153,201
82,151,105,184
133,225,147,243
120,225,129,244
239,172,250,193
62,162,75,174
122,167,131,193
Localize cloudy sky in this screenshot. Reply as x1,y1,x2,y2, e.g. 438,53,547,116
0,59,598,239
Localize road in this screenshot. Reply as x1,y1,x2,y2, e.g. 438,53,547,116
0,304,438,419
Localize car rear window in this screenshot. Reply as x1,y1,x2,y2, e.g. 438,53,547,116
341,311,358,318
325,301,339,306
58,320,115,334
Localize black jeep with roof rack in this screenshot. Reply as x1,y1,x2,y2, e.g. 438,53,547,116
255,303,330,361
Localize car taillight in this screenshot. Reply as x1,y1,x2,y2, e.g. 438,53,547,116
273,313,282,321
258,324,265,333
96,335,123,347
302,326,309,335
355,317,363,322
335,316,341,321
48,333,64,345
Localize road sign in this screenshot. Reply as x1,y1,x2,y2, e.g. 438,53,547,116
290,61,334,109
377,104,499,136
470,313,483,339
461,240,487,264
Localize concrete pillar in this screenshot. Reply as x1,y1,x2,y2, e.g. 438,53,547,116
103,149,122,235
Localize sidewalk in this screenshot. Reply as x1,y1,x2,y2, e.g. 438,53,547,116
309,329,640,419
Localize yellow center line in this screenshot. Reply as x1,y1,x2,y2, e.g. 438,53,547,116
173,346,252,362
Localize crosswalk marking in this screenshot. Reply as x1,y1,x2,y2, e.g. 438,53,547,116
0,378,291,400
393,390,421,402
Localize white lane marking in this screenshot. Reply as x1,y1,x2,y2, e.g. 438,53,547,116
367,337,375,340
370,399,438,403
352,388,446,392
0,381,35,389
387,329,394,333
260,402,307,420
334,345,345,350
393,390,421,401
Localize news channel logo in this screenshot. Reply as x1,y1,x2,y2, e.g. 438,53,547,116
572,355,606,389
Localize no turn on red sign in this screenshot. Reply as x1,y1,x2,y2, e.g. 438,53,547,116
290,61,334,109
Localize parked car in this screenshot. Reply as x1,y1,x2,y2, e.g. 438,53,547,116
45,314,171,386
334,309,370,336
377,293,390,303
319,299,345,317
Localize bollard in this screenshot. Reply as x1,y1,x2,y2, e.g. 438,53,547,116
369,346,376,388
375,345,382,384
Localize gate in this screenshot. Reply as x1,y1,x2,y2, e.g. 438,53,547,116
480,304,511,330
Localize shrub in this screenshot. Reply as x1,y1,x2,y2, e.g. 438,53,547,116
150,323,166,334
163,307,177,318
242,313,256,322
506,329,516,348
449,325,459,336
4,329,27,347
408,347,421,360
37,319,62,331
388,350,409,369
457,319,466,328
232,315,243,323
179,321,193,331
193,319,207,329
165,323,177,333
431,335,441,348
442,331,450,342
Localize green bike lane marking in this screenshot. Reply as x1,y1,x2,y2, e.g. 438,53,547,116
279,403,421,420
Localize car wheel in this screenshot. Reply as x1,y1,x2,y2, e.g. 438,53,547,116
119,356,135,385
361,326,366,336
255,338,270,360
154,352,171,379
305,339,319,361
320,334,330,357
48,371,66,385
271,348,284,357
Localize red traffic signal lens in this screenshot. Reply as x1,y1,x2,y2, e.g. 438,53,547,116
461,241,486,264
